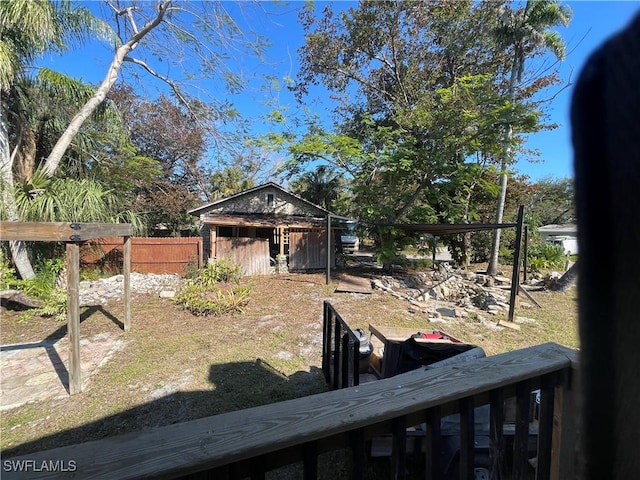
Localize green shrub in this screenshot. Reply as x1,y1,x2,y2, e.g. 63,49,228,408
197,259,241,287
527,242,566,272
174,259,249,316
2,254,68,321
0,251,18,289
32,289,67,322
407,258,433,270
19,258,64,299
174,281,251,316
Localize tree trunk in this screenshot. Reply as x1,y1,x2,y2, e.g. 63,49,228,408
0,104,35,279
487,55,519,276
550,261,578,292
0,1,170,279
487,157,509,275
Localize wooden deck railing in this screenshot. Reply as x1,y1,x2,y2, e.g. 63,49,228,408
3,340,578,480
322,300,361,389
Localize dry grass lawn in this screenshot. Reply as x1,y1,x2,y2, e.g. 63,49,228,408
0,263,579,461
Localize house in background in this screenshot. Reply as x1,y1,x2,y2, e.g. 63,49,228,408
188,183,346,275
538,224,578,255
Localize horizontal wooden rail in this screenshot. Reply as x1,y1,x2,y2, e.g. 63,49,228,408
3,342,578,480
0,222,132,242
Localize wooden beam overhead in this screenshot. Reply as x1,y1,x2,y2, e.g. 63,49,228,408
0,222,132,242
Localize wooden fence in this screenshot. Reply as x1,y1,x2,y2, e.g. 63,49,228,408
81,237,202,275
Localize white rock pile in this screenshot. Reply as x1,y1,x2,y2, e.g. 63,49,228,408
79,273,183,306
372,268,526,319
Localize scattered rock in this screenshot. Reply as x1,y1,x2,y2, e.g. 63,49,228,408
79,273,183,306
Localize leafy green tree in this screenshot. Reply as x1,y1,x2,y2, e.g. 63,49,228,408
108,84,210,235
278,1,552,270
487,0,572,275
210,165,256,200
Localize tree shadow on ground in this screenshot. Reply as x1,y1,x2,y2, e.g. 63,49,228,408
3,359,327,458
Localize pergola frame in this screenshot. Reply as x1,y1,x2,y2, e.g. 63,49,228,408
0,221,132,395
368,205,526,323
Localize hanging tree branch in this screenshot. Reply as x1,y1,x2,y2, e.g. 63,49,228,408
42,0,173,177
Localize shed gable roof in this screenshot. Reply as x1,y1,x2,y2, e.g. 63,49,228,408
188,182,331,217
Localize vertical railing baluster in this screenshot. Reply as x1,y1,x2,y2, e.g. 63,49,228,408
459,397,475,480
490,389,505,480
342,333,351,388
333,314,341,389
426,406,442,480
352,336,360,387
513,380,532,480
351,428,366,480
303,441,318,480
551,366,578,480
392,416,407,480
536,372,557,480
322,301,330,382
249,455,266,480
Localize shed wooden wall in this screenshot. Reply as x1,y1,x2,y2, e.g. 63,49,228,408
289,231,334,271
216,238,271,276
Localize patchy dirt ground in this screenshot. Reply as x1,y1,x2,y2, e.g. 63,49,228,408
0,260,578,458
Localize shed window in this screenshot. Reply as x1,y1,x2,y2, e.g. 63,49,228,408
266,193,275,209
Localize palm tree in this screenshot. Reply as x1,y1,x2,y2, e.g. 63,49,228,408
0,0,115,278
290,165,346,211
486,0,572,276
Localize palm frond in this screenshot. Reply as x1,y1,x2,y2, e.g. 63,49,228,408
542,31,566,60
55,1,120,48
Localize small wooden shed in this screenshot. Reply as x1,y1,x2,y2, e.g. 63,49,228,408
188,183,344,274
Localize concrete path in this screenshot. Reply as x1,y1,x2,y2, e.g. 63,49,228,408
1,332,123,411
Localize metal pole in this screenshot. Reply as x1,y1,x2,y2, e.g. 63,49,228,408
326,214,331,285
523,226,529,284
507,205,525,323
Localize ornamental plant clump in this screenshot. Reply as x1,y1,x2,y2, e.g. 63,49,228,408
527,242,566,272
174,259,251,316
0,253,67,322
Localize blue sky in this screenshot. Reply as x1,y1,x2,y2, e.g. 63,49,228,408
521,1,639,181
39,1,640,182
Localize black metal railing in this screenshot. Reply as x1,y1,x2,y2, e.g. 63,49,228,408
322,300,361,389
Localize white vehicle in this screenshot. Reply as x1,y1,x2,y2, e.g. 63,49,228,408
340,221,359,253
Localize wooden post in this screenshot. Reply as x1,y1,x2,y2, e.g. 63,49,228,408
210,226,217,259
507,205,525,323
279,227,285,256
123,236,131,331
66,242,81,395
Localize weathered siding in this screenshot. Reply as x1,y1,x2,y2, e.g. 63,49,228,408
289,231,335,270
205,187,324,217
82,237,202,275
216,237,271,276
